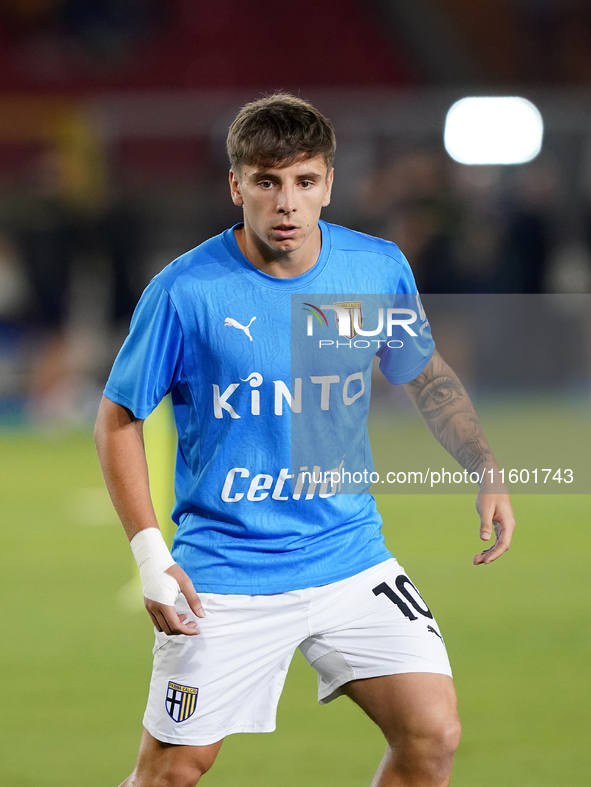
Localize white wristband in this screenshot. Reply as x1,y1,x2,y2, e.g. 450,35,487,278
130,528,180,606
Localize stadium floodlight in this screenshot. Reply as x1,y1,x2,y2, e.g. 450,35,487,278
444,96,544,165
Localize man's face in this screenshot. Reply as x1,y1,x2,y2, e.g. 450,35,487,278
229,155,333,256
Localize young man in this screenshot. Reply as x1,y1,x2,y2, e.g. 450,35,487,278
95,93,515,787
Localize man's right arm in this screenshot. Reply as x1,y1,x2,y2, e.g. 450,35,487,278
94,395,204,635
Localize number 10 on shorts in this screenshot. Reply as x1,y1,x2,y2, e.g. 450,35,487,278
373,575,433,621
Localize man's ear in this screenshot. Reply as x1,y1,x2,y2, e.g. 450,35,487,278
322,168,334,208
229,169,244,206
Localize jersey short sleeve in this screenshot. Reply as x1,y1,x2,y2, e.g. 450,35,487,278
377,250,435,385
103,280,183,419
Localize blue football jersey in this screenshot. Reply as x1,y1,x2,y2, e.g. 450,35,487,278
104,221,435,593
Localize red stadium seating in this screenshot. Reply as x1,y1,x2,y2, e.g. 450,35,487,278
0,0,414,92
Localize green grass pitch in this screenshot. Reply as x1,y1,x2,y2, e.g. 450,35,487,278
0,430,590,786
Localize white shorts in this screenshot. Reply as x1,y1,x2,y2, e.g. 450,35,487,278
143,558,452,746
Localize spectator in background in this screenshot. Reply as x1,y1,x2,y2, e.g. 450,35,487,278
500,162,556,293
0,147,143,423
7,149,80,330
0,149,81,421
358,148,559,295
357,149,488,293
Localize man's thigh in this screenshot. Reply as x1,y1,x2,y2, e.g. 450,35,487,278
342,672,459,740
123,729,224,786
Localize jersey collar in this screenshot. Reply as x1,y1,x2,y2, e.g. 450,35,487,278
222,220,331,290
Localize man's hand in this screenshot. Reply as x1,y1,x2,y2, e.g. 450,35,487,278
144,563,205,636
128,527,205,636
473,493,516,565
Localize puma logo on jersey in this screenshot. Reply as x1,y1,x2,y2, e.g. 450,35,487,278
224,316,256,341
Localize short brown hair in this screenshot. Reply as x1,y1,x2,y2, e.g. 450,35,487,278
226,92,336,172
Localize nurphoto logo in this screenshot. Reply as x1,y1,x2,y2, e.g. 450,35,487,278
302,296,429,346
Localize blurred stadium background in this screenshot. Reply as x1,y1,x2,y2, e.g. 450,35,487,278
0,1,590,785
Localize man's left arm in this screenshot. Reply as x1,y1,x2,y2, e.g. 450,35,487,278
403,350,515,565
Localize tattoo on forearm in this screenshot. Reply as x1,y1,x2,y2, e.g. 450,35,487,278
406,354,494,473
456,416,490,472
415,376,464,422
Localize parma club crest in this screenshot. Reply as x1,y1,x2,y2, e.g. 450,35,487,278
166,681,199,723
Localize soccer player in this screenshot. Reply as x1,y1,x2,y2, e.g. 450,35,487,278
94,93,515,787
